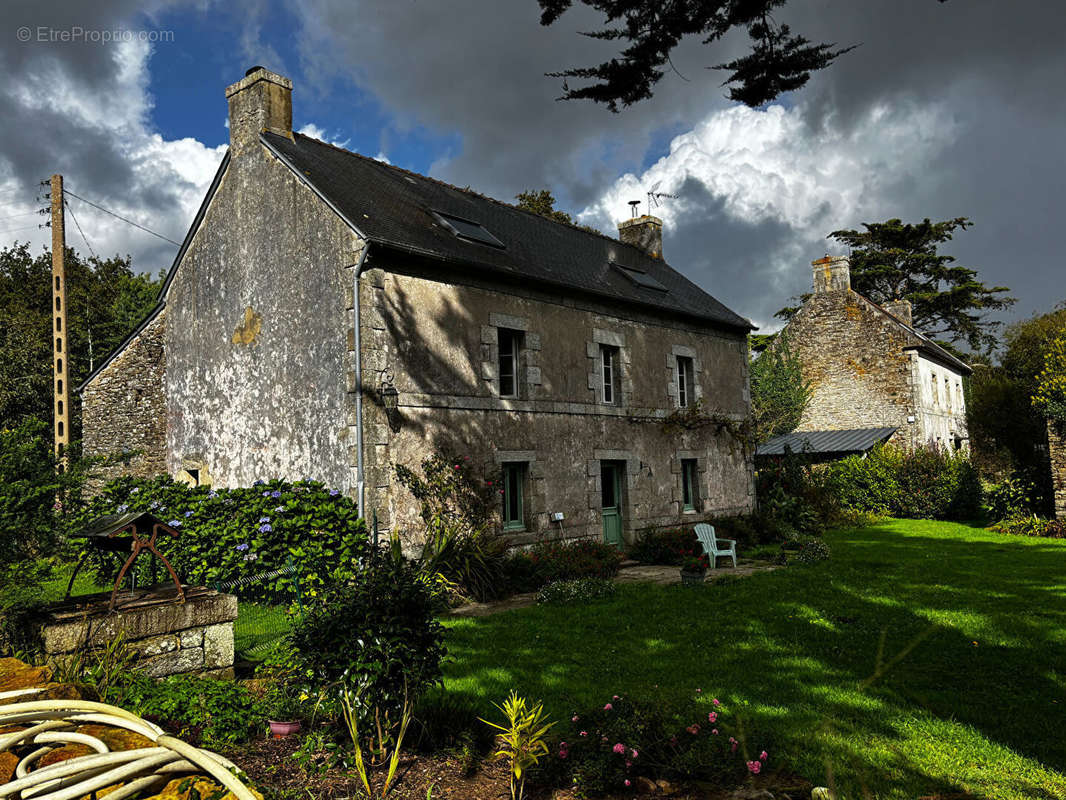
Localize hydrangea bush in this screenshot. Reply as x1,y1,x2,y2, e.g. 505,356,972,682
71,475,367,598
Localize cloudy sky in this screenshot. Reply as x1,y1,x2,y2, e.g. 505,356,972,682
1,0,1062,336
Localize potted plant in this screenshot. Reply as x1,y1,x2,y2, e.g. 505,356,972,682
679,552,709,585
263,682,305,738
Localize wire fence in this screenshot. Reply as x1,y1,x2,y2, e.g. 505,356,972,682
213,557,304,662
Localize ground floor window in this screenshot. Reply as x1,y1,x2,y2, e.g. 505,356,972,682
681,458,699,512
502,462,527,531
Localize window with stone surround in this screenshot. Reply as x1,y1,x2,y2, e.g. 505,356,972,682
677,356,695,407
931,372,939,405
498,328,523,398
601,344,621,405
501,461,528,531
681,459,699,512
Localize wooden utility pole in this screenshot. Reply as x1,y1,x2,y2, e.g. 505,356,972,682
50,174,70,465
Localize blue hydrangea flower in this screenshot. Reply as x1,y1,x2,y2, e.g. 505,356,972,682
150,500,160,509
275,506,285,513
116,504,128,513
271,490,281,499
184,510,194,518
254,480,265,486
329,489,340,497
208,490,218,498
167,520,182,527
258,516,271,524
259,523,273,533
262,490,271,497
236,543,249,551
130,487,140,494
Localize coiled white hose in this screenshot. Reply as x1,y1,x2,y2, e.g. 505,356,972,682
0,693,256,800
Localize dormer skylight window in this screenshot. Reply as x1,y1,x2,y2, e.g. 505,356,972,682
432,211,505,249
612,263,667,292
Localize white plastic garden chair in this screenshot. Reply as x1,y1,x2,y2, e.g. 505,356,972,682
694,523,737,569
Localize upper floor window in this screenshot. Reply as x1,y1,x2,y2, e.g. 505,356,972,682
676,356,695,408
498,328,523,398
931,372,939,405
681,458,699,512
601,344,621,405
945,377,952,411
956,382,963,408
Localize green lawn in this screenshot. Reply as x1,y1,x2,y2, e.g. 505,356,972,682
441,519,1066,799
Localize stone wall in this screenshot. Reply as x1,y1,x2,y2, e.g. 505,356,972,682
358,264,754,544
164,139,361,490
36,586,237,679
81,309,168,483
1049,422,1066,519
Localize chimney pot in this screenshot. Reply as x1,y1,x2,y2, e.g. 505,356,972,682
811,255,850,294
226,67,293,156
618,214,663,259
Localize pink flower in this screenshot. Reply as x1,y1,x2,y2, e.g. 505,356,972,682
686,724,700,735
604,703,613,711
613,694,620,700
695,688,702,693
487,480,493,486
579,731,587,737
731,741,738,753
453,464,460,469
572,715,579,722
630,748,638,759
760,750,768,762
625,760,632,768
707,712,717,723
711,728,719,736
624,780,631,787
712,698,721,706
747,760,761,774
613,743,626,754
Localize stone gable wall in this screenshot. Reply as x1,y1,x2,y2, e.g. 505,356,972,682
81,309,168,483
783,290,914,444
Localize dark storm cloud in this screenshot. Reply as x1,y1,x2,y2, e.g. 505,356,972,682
292,0,1066,333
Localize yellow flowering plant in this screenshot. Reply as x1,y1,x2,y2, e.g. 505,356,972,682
1033,331,1066,427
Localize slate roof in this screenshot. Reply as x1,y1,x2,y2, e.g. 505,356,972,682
873,302,971,374
261,132,752,330
756,427,897,457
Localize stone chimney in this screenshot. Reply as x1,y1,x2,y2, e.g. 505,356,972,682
226,66,293,157
811,255,850,294
618,215,663,259
883,298,913,326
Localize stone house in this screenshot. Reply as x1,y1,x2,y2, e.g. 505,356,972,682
760,255,971,457
80,67,756,546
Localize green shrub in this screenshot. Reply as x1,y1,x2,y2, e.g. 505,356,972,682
287,550,445,726
108,672,261,747
992,515,1066,538
819,445,983,521
755,452,834,535
525,539,624,585
986,476,1039,521
537,578,616,605
70,475,367,598
792,538,831,564
628,528,697,565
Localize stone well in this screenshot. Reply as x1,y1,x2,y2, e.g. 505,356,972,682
35,585,237,679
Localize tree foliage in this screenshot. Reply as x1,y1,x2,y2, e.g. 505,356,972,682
0,242,161,437
750,333,809,443
776,217,1014,352
515,189,601,233
535,0,910,111
1032,329,1066,428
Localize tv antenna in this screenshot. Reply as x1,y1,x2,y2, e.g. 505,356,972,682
647,180,678,210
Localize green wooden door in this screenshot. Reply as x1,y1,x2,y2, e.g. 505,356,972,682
601,462,623,547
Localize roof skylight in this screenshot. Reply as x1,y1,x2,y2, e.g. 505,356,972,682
432,211,505,249
613,263,668,292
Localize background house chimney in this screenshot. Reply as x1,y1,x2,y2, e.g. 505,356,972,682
618,215,663,259
883,298,913,326
811,255,850,294
225,66,293,157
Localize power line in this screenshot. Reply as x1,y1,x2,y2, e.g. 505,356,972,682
64,189,181,247
64,199,98,260
0,210,44,221
0,223,43,235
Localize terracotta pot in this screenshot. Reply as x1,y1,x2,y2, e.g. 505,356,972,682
269,720,302,738
679,569,706,586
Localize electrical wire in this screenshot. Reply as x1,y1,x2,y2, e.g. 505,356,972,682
64,199,98,260
0,224,43,236
64,190,181,247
